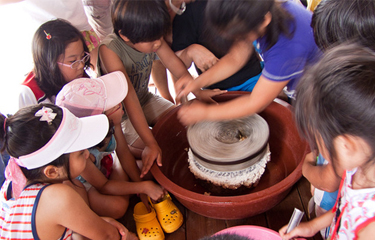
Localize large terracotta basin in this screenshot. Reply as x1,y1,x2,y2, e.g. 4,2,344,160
151,92,308,220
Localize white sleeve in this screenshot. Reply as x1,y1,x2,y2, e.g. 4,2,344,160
18,85,38,109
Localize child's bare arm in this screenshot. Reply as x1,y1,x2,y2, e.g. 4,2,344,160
156,39,226,104
113,122,142,182
151,60,175,103
156,38,193,81
302,152,340,192
175,44,219,73
80,158,164,200
279,210,334,240
37,184,121,240
358,221,375,240
177,75,287,125
175,39,253,98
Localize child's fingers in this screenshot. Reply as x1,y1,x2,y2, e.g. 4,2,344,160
140,194,151,212
279,224,289,238
141,157,154,177
101,217,129,238
156,151,162,167
279,224,310,240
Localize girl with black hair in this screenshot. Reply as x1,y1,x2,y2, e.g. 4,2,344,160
176,0,319,125
19,19,92,109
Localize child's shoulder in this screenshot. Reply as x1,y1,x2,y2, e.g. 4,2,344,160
39,183,80,206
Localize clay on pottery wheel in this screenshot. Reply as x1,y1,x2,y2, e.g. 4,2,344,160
150,92,308,219
187,114,270,189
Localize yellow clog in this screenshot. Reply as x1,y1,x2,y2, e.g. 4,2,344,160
133,202,165,240
149,193,183,233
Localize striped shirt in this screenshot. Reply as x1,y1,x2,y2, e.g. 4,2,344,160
0,179,73,240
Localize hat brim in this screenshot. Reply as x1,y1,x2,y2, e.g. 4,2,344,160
65,114,109,153
100,71,128,111
18,108,109,169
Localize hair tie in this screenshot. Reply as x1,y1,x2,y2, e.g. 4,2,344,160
44,30,52,40
5,158,27,200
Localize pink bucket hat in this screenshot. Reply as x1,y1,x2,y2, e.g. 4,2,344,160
56,71,128,117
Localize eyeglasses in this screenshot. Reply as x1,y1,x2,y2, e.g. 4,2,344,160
58,52,90,69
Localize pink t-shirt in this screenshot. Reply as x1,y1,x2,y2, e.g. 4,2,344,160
329,169,375,239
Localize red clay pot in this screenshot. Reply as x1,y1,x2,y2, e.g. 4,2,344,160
151,92,308,220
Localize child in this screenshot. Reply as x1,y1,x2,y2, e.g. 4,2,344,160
56,71,165,218
18,19,93,109
0,103,137,239
279,43,375,239
302,1,375,237
175,0,320,125
98,0,225,169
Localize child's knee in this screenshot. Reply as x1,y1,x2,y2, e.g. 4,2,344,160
111,196,130,219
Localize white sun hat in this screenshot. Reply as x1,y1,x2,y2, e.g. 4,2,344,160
15,106,109,169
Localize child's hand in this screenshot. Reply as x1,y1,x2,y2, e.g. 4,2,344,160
140,193,152,212
188,44,219,73
101,217,138,240
193,89,227,104
143,181,165,202
140,142,162,178
279,221,316,240
175,74,199,104
177,100,209,125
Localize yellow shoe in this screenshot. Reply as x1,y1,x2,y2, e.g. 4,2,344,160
149,193,183,233
133,202,165,240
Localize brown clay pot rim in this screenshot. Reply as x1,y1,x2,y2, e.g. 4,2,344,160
151,155,304,202
151,95,307,203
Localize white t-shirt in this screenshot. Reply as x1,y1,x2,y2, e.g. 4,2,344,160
18,85,53,109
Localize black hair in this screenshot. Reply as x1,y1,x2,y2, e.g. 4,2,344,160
112,0,171,44
199,233,254,240
204,0,294,51
295,43,375,174
1,103,71,182
312,0,375,51
32,19,90,99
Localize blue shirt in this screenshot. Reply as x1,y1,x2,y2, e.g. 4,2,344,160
258,0,320,98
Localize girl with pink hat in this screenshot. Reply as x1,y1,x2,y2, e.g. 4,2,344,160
56,71,165,219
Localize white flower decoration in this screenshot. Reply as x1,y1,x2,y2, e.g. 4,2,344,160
35,106,57,124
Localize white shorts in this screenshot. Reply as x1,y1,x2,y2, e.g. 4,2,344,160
121,94,174,145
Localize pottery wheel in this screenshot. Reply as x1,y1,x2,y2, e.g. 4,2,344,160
187,114,271,189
